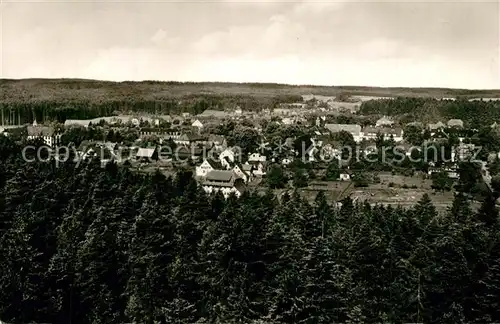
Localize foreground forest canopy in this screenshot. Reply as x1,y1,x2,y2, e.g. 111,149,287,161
1,78,500,124
1,137,500,323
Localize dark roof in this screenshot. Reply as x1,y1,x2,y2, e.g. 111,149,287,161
428,121,445,130
175,145,205,157
325,124,361,134
27,126,55,137
206,170,235,182
363,126,403,136
208,159,225,170
233,179,246,193
197,109,228,118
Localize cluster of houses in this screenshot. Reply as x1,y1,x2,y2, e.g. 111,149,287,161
320,117,467,144
319,116,404,143
194,149,267,198
4,102,493,199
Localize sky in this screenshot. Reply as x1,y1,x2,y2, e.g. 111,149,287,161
1,0,499,89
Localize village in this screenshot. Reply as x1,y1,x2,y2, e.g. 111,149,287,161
2,94,498,210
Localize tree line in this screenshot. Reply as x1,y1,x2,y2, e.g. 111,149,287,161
0,136,499,323
0,93,304,125
360,97,500,128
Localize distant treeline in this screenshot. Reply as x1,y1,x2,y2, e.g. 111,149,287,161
0,94,303,124
360,97,500,127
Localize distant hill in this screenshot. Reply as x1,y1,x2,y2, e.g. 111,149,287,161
1,78,500,103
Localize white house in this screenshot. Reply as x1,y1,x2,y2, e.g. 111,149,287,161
232,164,252,183
320,144,341,160
324,124,363,143
339,172,351,181
248,152,267,163
174,134,208,146
220,148,238,169
376,116,394,127
196,158,224,178
191,119,204,129
361,127,404,142
282,117,293,125
247,161,267,176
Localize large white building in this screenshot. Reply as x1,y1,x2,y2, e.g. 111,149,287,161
324,124,363,142
362,127,404,142
27,120,60,147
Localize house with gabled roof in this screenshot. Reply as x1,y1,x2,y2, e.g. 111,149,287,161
163,129,181,141
447,119,464,128
201,170,246,198
324,124,362,142
248,152,267,163
77,141,117,162
220,148,239,169
196,158,224,178
406,121,424,128
362,126,404,142
27,120,60,147
428,121,445,131
136,147,158,162
174,133,208,146
192,119,204,129
232,163,254,183
375,116,394,127
208,134,227,151
197,109,228,119
64,119,92,128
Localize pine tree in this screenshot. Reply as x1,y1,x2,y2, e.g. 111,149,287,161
449,192,472,223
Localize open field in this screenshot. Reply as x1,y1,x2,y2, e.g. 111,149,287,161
287,172,457,212
1,78,500,103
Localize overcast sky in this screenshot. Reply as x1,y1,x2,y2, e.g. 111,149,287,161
1,0,499,89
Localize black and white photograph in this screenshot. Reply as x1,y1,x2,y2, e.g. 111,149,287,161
0,0,500,322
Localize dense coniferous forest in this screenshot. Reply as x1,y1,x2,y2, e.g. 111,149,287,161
1,136,500,323
360,97,500,127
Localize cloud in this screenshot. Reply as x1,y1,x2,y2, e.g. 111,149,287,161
150,29,167,44
2,0,498,88
292,0,347,15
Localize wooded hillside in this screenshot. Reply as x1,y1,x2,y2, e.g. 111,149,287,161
0,136,499,323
